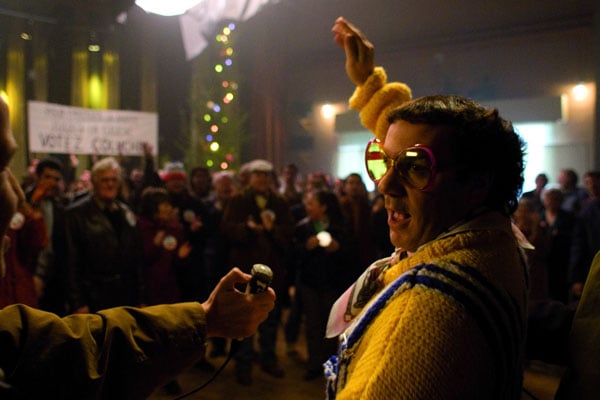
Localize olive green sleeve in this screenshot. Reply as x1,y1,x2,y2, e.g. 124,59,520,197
0,302,207,399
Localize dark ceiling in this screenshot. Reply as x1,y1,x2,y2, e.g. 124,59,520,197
0,0,135,28
0,0,596,164
0,0,596,59
259,0,596,61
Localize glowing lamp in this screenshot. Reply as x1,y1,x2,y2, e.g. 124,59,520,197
573,83,588,102
135,0,202,16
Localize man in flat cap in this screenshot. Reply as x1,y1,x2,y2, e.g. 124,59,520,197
221,159,295,385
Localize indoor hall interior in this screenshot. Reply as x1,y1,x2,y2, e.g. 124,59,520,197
0,1,597,399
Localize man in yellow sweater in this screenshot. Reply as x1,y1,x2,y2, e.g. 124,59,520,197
325,18,529,399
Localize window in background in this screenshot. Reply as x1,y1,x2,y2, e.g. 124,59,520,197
336,131,374,192
514,122,553,192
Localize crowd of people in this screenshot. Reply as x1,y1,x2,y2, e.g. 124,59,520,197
1,140,389,391
0,92,275,399
511,168,600,382
515,168,600,309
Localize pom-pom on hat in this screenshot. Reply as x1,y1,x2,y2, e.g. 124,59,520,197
161,161,186,181
246,159,274,173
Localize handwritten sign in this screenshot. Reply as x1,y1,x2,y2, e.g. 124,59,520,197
27,101,158,156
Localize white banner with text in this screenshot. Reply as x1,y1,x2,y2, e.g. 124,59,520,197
28,101,158,156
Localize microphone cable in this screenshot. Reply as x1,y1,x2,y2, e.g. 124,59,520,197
171,339,241,400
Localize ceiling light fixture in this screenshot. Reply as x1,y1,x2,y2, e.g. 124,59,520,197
88,32,101,52
135,0,203,16
572,83,588,102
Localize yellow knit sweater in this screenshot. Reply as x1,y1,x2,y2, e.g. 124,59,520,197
329,212,528,399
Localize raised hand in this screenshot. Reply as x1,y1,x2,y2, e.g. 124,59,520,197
332,16,375,86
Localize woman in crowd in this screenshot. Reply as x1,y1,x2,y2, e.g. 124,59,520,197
138,187,191,306
293,189,359,380
138,186,193,395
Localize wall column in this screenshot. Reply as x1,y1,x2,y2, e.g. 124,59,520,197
6,21,26,176
594,2,600,170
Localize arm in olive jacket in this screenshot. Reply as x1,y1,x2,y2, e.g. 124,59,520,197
0,302,206,399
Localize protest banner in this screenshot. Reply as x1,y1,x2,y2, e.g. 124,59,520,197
28,101,158,156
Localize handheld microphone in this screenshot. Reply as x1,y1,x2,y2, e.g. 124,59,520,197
246,264,273,294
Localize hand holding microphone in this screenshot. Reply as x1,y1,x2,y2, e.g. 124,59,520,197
201,266,275,339
176,266,275,399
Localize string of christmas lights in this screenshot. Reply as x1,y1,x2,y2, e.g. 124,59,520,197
198,22,240,171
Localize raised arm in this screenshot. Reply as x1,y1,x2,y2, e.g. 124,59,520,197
332,16,375,87
332,17,412,141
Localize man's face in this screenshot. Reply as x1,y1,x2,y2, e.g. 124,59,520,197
92,168,120,202
249,171,271,194
156,201,177,222
558,171,574,189
584,175,600,197
377,121,473,252
535,175,547,190
164,177,187,195
304,192,326,221
215,176,234,201
191,170,211,196
37,167,62,198
130,169,143,185
343,175,363,197
283,166,297,184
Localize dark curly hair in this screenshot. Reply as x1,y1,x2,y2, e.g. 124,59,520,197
387,95,525,215
35,157,63,176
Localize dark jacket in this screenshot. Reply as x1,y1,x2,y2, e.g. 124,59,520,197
64,194,145,311
293,217,359,292
168,191,215,301
25,189,70,315
568,199,600,285
220,187,294,293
